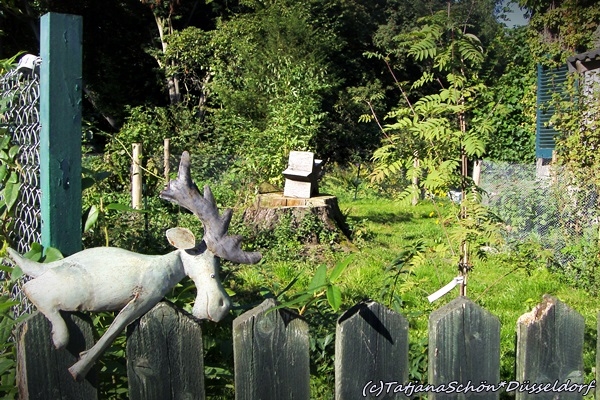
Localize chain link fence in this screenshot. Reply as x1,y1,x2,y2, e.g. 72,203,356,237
480,160,599,268
0,57,42,316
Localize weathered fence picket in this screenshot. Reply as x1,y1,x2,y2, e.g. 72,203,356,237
14,295,594,399
429,296,500,400
126,301,205,400
516,295,585,400
233,298,310,400
335,301,408,399
16,312,97,399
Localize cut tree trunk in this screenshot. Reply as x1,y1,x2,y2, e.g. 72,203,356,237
242,193,350,242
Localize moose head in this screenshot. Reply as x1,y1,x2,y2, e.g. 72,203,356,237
8,151,261,381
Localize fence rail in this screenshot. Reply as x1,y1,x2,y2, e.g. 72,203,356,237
16,294,594,399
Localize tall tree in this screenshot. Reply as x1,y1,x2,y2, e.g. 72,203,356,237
206,0,336,183
367,2,499,293
141,0,192,104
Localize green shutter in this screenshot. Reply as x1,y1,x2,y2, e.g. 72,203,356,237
536,64,568,158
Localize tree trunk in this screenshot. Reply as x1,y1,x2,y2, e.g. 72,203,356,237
243,194,351,243
151,10,182,104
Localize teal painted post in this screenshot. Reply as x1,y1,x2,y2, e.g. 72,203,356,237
40,13,82,255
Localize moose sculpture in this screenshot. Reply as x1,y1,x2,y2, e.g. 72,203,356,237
8,151,261,381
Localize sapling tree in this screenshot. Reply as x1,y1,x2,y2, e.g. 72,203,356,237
363,4,501,296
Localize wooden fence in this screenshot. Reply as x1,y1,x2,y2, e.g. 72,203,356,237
16,295,596,399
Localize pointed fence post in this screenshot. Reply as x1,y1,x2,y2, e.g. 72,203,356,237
516,295,584,400
233,299,310,400
40,12,82,256
429,296,500,399
335,301,408,399
16,312,97,399
126,301,205,400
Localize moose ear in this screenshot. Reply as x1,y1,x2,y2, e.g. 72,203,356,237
166,227,196,249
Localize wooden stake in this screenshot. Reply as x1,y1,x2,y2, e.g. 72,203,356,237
164,138,170,181
132,143,142,209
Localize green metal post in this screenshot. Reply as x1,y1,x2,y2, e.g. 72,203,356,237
40,13,82,256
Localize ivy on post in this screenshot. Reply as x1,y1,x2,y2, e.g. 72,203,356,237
40,12,83,256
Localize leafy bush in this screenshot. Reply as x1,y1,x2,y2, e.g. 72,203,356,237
0,124,26,399
0,257,21,400
102,105,200,194
206,2,334,186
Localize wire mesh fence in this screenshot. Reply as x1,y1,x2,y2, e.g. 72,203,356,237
0,58,42,317
480,160,600,269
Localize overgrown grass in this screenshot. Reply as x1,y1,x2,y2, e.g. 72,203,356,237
233,172,600,398
329,192,599,395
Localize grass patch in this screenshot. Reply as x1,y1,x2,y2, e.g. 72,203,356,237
229,189,599,398
335,195,599,388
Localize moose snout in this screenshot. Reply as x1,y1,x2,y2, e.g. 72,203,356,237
210,295,232,322
192,291,232,322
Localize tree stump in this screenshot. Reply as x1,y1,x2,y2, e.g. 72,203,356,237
242,193,351,242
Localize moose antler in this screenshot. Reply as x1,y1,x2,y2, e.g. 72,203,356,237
160,151,262,265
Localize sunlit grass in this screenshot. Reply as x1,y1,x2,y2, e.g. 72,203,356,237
228,183,599,399
335,193,599,386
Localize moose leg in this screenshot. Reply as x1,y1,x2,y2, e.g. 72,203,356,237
68,293,159,381
40,308,70,349
23,281,70,349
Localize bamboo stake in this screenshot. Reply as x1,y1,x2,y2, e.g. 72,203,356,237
164,138,171,181
132,143,143,209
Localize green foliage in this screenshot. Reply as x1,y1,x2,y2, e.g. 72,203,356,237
0,54,24,399
241,211,341,263
521,0,600,59
478,27,537,163
0,131,21,239
206,2,334,185
0,52,22,76
0,242,21,400
162,26,212,108
366,7,502,291
558,227,600,293
275,255,353,314
552,72,600,185
369,10,491,197
319,161,410,202
488,168,561,235
484,163,600,297
380,239,427,312
102,104,199,193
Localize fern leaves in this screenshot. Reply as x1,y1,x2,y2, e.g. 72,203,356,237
369,12,488,197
